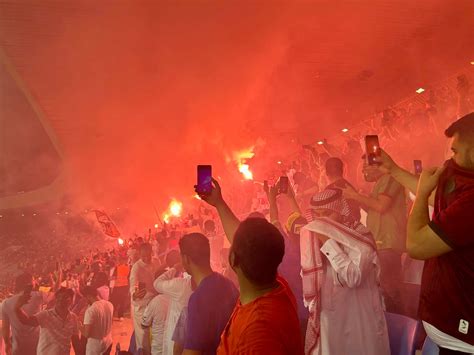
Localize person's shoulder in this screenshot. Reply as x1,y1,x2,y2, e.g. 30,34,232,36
97,299,112,307
2,294,17,310
130,260,141,270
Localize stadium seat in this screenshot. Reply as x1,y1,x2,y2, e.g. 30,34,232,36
385,312,421,355
422,336,440,355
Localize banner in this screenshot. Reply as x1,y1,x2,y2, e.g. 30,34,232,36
94,210,120,238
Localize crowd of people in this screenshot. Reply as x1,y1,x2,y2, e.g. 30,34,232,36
0,71,473,355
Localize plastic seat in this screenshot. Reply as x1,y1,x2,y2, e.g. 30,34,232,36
422,336,440,355
385,312,421,355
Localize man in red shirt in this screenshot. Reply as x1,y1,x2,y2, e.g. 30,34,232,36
379,112,474,354
196,180,304,355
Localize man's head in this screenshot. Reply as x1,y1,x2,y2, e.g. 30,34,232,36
179,233,211,275
55,287,74,311
230,218,285,286
165,249,181,268
139,243,153,264
14,273,33,294
445,112,474,170
246,211,266,220
81,286,98,305
308,188,350,223
325,157,344,180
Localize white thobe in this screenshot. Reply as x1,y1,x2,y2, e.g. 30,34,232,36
130,259,158,352
318,239,390,355
153,268,192,355
142,295,170,355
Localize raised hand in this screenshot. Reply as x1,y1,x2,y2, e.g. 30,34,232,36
195,178,224,207
417,166,446,197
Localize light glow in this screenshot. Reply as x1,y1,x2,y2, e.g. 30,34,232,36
169,200,183,217
416,88,425,94
317,140,324,145
342,128,349,133
154,223,159,229
118,238,124,245
234,147,255,180
239,164,253,180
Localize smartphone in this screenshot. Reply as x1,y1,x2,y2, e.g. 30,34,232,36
279,176,289,194
196,165,212,196
138,282,146,291
414,160,423,175
365,135,381,165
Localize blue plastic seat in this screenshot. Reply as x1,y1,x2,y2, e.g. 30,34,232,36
422,336,440,355
385,312,421,355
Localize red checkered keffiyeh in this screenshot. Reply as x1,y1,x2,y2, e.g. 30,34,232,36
301,189,376,354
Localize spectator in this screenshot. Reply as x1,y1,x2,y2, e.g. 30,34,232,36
14,287,80,355
197,179,304,354
179,233,238,355
82,286,114,355
110,255,130,321
301,189,390,355
1,273,55,355
264,180,308,339
379,112,474,354
342,157,407,313
141,295,170,355
129,243,159,354
203,220,223,271
153,250,192,355
91,271,110,302
171,306,187,355
324,157,361,222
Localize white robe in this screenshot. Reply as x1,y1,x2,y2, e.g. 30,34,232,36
302,219,390,355
153,268,192,355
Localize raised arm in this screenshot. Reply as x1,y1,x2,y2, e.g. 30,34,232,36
196,178,240,244
378,149,435,205
263,181,280,226
407,167,452,260
14,295,39,327
153,267,188,299
316,234,364,288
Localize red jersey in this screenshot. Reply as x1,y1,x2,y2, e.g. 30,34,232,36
420,159,474,345
217,276,304,355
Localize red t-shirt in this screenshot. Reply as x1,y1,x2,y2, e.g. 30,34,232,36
217,276,304,355
420,160,474,344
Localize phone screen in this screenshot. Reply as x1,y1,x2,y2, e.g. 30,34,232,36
365,135,381,165
197,165,212,196
279,176,289,194
414,160,423,174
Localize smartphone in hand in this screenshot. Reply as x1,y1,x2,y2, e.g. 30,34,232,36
365,135,381,166
279,176,289,194
414,160,423,175
196,165,212,196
